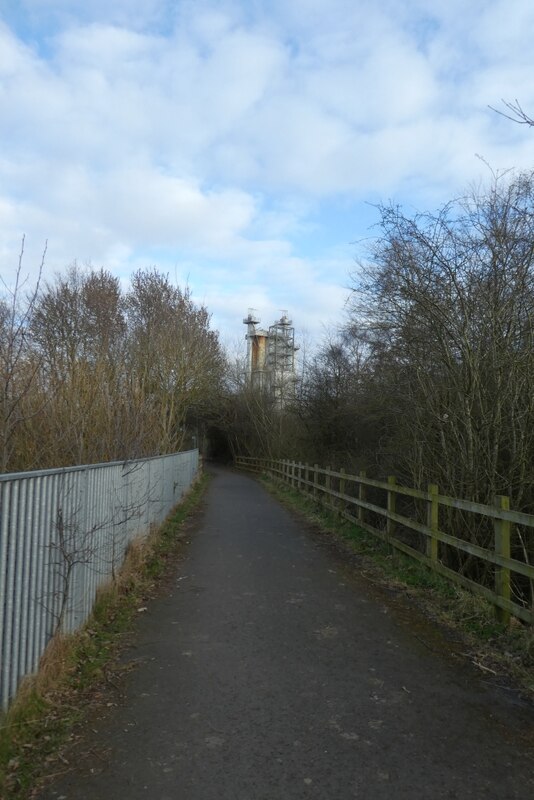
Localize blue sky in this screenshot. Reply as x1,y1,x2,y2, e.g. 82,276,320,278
1,0,533,348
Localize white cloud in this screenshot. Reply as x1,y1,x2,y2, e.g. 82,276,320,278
1,0,172,33
98,169,257,249
1,1,534,344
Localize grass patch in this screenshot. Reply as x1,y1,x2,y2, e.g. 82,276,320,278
0,472,208,800
260,473,534,699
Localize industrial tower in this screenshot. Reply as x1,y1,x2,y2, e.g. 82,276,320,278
243,310,298,407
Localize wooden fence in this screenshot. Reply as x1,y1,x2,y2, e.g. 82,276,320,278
235,456,534,626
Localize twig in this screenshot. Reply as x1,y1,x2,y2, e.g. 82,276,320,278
472,660,497,675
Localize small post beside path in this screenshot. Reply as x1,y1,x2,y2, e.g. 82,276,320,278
325,467,331,508
338,468,346,516
358,471,366,525
386,476,397,540
494,495,511,626
427,484,439,562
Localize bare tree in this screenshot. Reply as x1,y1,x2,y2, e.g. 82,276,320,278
342,171,534,588
126,268,225,456
0,237,46,472
30,265,130,466
9,263,226,470
297,331,368,468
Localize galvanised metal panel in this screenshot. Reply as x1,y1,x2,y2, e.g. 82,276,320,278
0,449,198,710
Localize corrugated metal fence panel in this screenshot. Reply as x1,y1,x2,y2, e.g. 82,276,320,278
0,449,198,711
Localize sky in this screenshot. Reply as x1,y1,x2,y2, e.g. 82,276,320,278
0,0,533,350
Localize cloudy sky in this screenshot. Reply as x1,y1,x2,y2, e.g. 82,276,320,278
1,0,533,347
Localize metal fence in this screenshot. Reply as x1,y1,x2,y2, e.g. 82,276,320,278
0,449,199,711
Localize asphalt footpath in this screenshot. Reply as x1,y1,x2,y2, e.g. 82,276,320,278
40,467,534,799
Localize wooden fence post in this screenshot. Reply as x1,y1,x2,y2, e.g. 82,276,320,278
304,463,309,495
358,470,366,525
427,484,439,562
313,464,319,499
386,476,397,540
494,495,511,626
325,467,331,508
338,468,346,516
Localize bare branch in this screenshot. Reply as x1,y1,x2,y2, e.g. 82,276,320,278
489,99,534,127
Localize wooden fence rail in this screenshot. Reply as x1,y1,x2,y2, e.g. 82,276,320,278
235,456,534,626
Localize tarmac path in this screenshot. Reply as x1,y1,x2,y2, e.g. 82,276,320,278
41,467,534,799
